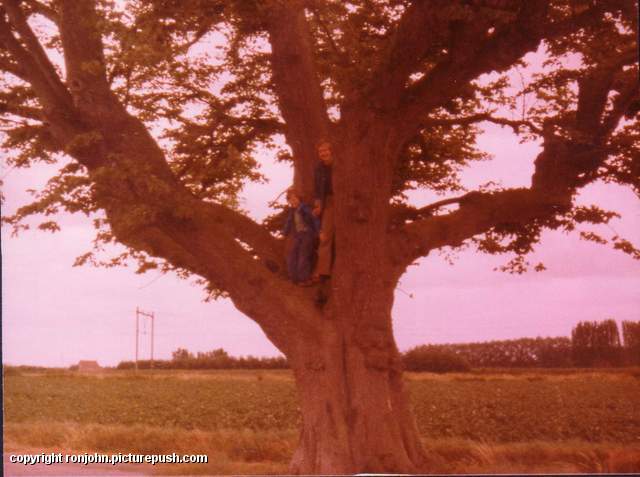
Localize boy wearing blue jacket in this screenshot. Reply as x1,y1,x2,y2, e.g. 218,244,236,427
283,189,319,286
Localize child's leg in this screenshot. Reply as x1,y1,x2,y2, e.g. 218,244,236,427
297,232,316,282
288,237,301,282
314,196,334,277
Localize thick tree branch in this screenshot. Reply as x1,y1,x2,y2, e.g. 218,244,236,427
484,116,542,135
0,4,87,159
1,0,324,355
265,0,331,200
58,0,113,112
533,61,635,191
0,53,30,81
356,0,518,117
601,73,639,137
204,202,285,268
412,49,638,136
2,0,70,103
0,2,73,111
308,5,349,66
414,195,467,215
400,1,549,115
87,125,317,354
85,126,321,356
391,195,468,224
391,2,609,146
110,196,323,356
391,188,549,265
21,0,58,23
392,46,631,268
0,100,43,121
363,0,457,111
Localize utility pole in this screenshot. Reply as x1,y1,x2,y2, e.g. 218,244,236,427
135,308,155,372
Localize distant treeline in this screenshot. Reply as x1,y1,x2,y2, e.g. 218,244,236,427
3,365,59,375
115,319,640,372
403,337,572,372
116,348,288,370
405,319,640,372
572,319,640,367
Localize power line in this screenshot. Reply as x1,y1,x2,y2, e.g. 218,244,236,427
137,272,166,290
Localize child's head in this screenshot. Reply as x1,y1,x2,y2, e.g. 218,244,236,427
286,188,301,207
317,141,333,165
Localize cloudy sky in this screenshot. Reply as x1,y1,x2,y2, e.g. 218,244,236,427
2,118,638,368
2,33,639,368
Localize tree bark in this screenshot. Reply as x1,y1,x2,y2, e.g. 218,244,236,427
287,299,426,474
266,0,331,200
284,121,425,474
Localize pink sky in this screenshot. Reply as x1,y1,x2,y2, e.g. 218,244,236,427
2,120,639,367
1,32,639,368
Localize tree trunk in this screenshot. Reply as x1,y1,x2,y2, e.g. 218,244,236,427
288,320,426,474
287,125,425,474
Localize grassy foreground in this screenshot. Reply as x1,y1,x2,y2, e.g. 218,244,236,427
4,368,640,474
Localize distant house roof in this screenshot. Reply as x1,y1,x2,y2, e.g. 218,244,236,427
78,360,101,371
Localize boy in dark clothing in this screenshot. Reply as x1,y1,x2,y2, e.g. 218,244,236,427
283,190,319,286
312,141,335,282
314,154,333,209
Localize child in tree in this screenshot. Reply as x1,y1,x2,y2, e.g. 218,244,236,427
312,141,334,283
283,189,319,286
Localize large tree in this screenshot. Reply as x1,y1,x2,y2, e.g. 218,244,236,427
1,0,638,473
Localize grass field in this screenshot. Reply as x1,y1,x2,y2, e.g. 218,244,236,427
4,368,640,474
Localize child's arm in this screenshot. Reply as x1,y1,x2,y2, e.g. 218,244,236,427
312,199,322,217
313,163,325,216
282,209,293,236
302,204,320,234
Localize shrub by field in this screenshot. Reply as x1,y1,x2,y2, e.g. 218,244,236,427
4,368,640,474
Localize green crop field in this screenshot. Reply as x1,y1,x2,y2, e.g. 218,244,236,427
4,368,640,474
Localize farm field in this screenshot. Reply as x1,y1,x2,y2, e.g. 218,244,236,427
4,368,640,474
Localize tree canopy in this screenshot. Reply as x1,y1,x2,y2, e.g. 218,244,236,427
1,0,639,473
2,0,638,283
